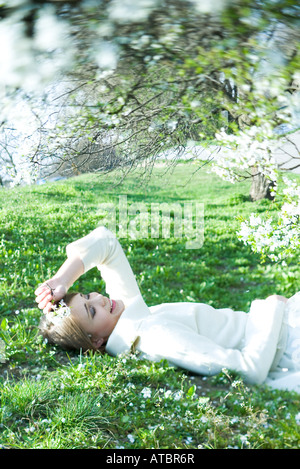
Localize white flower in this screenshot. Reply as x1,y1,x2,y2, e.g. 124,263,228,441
191,0,226,14
34,6,69,52
173,391,183,401
94,41,119,70
127,434,135,443
44,300,71,326
211,125,279,185
249,214,261,227
240,435,249,445
167,120,178,132
108,0,158,23
141,387,152,398
200,416,208,423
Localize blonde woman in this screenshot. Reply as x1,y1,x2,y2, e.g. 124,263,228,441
35,226,300,392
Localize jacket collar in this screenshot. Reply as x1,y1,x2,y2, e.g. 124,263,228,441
105,294,150,356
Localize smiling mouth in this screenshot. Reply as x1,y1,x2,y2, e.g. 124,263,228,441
109,299,116,313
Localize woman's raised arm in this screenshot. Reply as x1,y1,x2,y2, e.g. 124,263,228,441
35,226,141,313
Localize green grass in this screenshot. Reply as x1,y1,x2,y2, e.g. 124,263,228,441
0,163,300,449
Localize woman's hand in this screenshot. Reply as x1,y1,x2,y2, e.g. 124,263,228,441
35,278,67,314
35,256,84,314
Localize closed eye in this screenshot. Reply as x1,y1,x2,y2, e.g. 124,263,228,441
90,306,96,318
81,293,94,319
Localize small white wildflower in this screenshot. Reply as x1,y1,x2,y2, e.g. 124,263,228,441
141,387,151,398
230,417,239,424
240,435,249,446
200,416,208,423
25,426,35,433
127,434,135,443
173,391,183,401
231,380,242,388
127,382,135,389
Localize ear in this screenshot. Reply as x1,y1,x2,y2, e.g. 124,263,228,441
92,337,105,349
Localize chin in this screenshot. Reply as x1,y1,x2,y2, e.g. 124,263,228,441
117,299,125,314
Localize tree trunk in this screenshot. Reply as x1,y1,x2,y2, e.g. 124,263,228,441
250,167,275,201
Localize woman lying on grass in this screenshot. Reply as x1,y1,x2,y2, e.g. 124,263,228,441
35,226,300,392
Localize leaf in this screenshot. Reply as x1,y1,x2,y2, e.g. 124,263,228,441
1,318,7,331
187,385,196,398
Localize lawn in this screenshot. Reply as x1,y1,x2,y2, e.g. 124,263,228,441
0,163,300,449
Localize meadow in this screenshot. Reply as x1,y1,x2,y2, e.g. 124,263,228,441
0,163,300,449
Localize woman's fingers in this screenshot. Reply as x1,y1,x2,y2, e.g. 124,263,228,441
35,283,49,296
37,293,52,310
35,288,51,303
35,280,66,312
35,281,56,307
35,287,51,302
43,302,54,314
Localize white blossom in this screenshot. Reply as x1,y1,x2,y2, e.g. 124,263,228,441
211,125,279,185
141,387,152,398
44,300,71,326
127,434,135,443
237,178,300,262
108,0,158,23
191,0,227,14
34,6,69,52
94,42,119,70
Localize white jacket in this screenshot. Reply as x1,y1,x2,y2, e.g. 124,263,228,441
66,226,288,386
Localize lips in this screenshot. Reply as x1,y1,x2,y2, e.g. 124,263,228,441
110,299,116,313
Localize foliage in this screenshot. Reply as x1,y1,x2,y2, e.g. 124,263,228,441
0,165,300,448
0,0,299,185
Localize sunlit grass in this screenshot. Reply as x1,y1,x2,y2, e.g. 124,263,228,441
0,164,300,448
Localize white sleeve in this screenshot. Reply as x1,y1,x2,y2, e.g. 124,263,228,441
66,226,141,305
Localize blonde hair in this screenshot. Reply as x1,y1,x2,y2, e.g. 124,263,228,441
38,293,104,353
